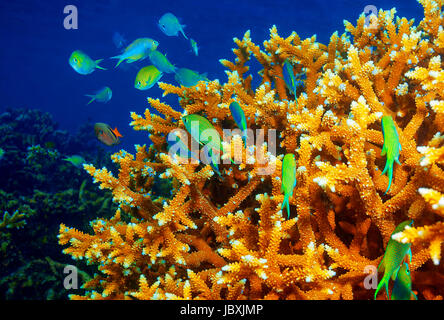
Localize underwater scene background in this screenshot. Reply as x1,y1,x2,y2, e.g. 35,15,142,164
0,0,443,300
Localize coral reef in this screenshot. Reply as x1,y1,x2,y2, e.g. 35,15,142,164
59,0,443,299
0,108,116,299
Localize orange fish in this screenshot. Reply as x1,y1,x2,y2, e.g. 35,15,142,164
94,123,122,146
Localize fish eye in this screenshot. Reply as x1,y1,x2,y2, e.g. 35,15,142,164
74,58,78,63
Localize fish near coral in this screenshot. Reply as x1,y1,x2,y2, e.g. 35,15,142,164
190,38,199,56
174,68,208,87
281,153,297,219
182,114,227,170
148,50,177,73
135,65,163,90
63,155,86,168
391,262,417,300
282,59,305,97
94,122,122,146
229,101,248,146
374,220,413,300
182,114,221,151
158,13,187,39
380,115,402,194
69,50,106,75
85,86,112,105
111,38,158,67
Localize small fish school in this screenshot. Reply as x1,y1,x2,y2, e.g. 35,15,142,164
68,12,205,147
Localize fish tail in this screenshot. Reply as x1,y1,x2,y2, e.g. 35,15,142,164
374,273,390,300
95,59,107,70
282,194,290,219
180,27,188,40
383,161,393,194
242,133,247,147
85,95,96,105
110,55,124,67
112,127,123,138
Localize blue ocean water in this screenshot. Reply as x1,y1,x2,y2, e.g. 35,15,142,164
0,0,422,152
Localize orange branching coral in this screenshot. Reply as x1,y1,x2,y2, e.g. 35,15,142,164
59,0,444,300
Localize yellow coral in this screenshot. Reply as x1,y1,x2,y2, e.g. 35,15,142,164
59,0,444,300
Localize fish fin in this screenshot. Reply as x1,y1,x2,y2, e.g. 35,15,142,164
95,59,107,70
395,157,401,165
406,248,412,264
411,291,418,300
112,127,123,138
374,273,390,300
180,27,188,40
85,95,96,105
282,194,290,219
383,161,393,194
110,55,124,67
391,265,401,281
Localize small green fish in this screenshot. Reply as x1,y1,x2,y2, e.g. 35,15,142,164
182,114,221,150
63,155,86,168
134,65,163,90
148,50,176,73
174,68,208,87
190,38,199,56
158,13,187,39
111,38,158,67
85,87,112,105
229,101,248,146
281,153,297,219
182,114,236,167
380,115,402,194
374,220,413,300
0,147,5,161
69,50,106,75
391,262,417,300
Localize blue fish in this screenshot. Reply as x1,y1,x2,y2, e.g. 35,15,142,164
282,59,305,98
229,101,248,146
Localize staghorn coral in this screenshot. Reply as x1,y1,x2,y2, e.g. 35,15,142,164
59,0,444,300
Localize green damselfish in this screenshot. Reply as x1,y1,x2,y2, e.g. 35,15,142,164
69,50,106,75
391,262,417,300
85,87,112,105
111,38,158,67
281,153,297,219
63,155,86,168
380,115,402,194
374,220,413,300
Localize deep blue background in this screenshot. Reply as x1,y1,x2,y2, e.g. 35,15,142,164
0,0,423,153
